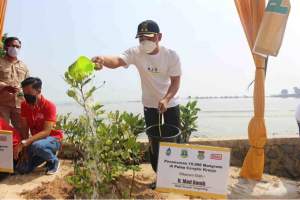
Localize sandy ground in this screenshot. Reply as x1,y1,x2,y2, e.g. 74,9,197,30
0,160,72,199
227,168,300,199
1,161,300,199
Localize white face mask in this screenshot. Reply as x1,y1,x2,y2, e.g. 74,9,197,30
7,47,20,58
139,40,157,54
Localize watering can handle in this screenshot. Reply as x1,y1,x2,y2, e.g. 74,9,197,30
91,56,104,70
158,112,164,125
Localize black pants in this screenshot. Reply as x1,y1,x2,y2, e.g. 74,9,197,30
144,105,180,128
297,122,300,136
144,105,180,172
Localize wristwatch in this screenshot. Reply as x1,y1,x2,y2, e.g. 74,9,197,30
21,140,27,146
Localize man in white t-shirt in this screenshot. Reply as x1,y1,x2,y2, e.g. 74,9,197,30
92,20,181,125
295,103,300,135
92,20,181,173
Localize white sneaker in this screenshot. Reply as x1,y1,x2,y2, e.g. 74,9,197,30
46,159,60,175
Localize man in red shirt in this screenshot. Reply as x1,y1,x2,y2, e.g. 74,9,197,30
19,77,63,174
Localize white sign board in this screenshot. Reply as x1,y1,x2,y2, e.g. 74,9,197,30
0,130,13,173
156,142,230,199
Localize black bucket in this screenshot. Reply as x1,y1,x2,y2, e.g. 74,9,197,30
146,124,181,172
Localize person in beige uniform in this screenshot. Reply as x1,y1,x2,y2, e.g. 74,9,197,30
0,37,29,133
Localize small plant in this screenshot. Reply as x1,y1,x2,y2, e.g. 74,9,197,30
60,65,143,198
0,33,7,57
180,100,200,143
118,111,145,137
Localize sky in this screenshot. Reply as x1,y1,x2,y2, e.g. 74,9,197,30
4,0,300,103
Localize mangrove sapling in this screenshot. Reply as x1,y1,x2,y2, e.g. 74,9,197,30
62,64,142,198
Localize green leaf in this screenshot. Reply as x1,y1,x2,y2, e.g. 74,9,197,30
180,100,200,143
85,86,97,99
67,89,77,98
82,78,92,86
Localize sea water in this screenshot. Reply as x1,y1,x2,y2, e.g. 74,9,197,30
57,97,300,139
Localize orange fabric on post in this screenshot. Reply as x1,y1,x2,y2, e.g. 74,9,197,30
235,0,267,180
0,0,7,41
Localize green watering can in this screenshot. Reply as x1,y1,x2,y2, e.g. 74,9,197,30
68,56,95,81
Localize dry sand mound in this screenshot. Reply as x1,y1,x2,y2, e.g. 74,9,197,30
0,160,72,199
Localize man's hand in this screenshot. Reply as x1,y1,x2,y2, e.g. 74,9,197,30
21,139,32,147
2,86,19,93
91,56,104,70
158,76,180,113
158,98,169,113
91,56,126,69
13,144,23,160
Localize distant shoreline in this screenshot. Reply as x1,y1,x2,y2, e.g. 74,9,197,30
187,95,300,99
56,95,300,105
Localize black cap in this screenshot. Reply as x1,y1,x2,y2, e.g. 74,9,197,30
135,20,160,38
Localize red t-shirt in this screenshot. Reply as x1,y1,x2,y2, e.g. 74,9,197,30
21,95,63,140
0,118,22,146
